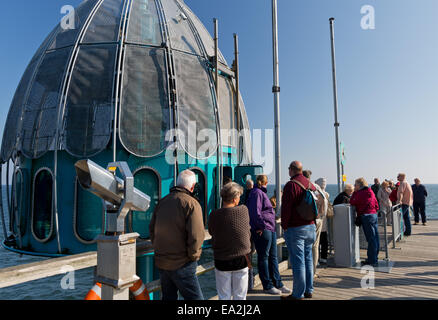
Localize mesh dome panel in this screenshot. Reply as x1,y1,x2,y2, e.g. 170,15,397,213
0,26,59,162
49,0,100,50
218,76,237,148
119,46,170,157
174,51,218,159
176,0,227,64
161,0,201,55
126,0,162,46
21,47,72,159
63,45,117,157
82,0,125,44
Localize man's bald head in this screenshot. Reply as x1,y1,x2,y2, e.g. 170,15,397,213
289,161,303,177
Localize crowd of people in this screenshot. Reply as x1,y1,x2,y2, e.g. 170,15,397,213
148,165,428,301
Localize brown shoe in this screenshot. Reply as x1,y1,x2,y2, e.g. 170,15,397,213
281,295,304,301
304,292,313,299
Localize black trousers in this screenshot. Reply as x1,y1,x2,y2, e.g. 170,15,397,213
413,202,427,223
320,231,328,260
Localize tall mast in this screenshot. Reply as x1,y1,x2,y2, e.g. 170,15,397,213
329,17,342,194
272,0,281,214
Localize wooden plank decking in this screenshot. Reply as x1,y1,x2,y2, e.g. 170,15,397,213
246,220,438,300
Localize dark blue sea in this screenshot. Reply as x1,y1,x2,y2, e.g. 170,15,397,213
1,184,437,299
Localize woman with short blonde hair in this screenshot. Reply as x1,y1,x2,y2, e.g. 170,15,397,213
209,182,251,300
377,181,392,224
354,178,368,190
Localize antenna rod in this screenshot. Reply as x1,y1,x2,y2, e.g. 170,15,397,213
272,0,281,214
234,33,241,159
214,18,223,208
329,17,342,194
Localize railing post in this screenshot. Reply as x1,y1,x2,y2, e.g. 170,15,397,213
392,206,397,248
383,209,389,260
276,219,282,262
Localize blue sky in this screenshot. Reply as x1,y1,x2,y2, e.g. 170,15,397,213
1,0,437,185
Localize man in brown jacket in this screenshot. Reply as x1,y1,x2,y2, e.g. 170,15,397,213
149,170,205,300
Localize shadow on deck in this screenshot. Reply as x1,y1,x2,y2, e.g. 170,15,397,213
246,220,438,300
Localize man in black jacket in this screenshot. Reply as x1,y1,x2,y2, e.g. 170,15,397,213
333,184,354,205
371,178,380,198
412,178,428,225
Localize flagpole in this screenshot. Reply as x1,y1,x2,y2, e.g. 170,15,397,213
329,17,342,194
272,0,281,215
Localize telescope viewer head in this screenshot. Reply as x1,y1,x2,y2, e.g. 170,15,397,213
74,159,150,213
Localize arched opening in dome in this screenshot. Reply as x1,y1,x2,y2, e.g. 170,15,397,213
130,167,161,239
31,168,54,242
11,168,29,237
74,177,103,243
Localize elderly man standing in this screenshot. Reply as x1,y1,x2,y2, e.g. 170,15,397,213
397,173,414,236
149,170,205,300
412,178,428,226
242,179,254,205
281,161,317,300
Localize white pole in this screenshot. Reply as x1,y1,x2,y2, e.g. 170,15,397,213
272,0,282,214
329,18,342,194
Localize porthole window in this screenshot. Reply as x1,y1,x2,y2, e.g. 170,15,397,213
12,169,28,236
130,168,160,239
74,178,103,243
31,168,54,242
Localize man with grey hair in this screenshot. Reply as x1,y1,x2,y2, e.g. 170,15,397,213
242,179,254,205
149,169,205,300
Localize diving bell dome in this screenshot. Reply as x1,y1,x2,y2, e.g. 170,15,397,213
1,0,251,163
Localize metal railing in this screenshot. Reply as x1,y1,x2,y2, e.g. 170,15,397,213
391,204,404,248
357,204,404,259
325,204,405,263
0,227,287,300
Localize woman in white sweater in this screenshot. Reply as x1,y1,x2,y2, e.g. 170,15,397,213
377,181,392,224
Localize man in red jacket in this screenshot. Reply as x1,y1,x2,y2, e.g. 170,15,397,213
350,178,380,266
281,161,317,300
389,182,400,205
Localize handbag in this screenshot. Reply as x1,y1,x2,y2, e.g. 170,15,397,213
244,254,253,269
327,202,334,218
354,216,362,227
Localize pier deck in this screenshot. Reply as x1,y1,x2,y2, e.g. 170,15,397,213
245,220,438,300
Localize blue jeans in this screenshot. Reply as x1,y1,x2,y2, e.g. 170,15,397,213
158,261,204,300
251,230,284,290
284,225,316,298
361,214,380,265
401,205,412,235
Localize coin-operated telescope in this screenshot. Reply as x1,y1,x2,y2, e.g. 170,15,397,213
75,159,150,233
74,160,151,300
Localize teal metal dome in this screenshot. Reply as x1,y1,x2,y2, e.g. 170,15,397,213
0,0,261,270
0,1,262,298
1,0,251,162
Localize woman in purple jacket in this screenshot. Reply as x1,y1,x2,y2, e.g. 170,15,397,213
247,175,291,295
